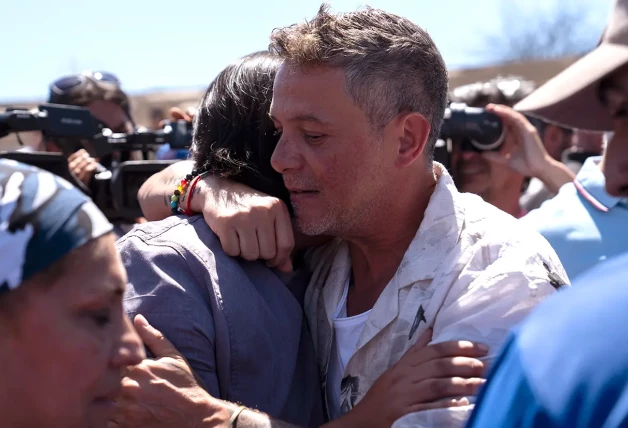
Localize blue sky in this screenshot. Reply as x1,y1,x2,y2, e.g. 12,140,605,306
0,0,612,103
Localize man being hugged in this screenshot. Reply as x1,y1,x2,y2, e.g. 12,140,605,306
129,5,568,427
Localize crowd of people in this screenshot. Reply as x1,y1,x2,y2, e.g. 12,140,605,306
1,0,627,427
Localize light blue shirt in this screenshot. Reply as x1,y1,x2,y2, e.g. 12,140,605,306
466,252,628,428
521,156,628,281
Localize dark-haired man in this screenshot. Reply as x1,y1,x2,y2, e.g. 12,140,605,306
449,76,575,217
120,6,567,427
43,71,138,187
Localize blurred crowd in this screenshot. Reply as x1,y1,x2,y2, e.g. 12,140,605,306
0,0,627,427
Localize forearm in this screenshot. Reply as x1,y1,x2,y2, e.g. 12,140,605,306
535,157,576,194
137,160,195,220
200,399,302,428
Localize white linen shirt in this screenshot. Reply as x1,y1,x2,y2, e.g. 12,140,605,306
304,163,569,427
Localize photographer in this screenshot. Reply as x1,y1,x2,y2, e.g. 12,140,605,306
450,76,575,217
45,71,141,187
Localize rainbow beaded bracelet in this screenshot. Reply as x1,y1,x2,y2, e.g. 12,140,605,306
170,169,202,215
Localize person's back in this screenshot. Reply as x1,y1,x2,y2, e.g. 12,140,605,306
118,51,324,425
119,215,323,424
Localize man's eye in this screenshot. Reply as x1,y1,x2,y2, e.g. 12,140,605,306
613,108,628,118
89,310,111,327
304,133,324,142
610,104,628,118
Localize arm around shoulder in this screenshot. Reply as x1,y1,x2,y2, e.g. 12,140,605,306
137,160,195,221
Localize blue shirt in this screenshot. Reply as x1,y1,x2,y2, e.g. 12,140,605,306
466,251,628,428
155,143,189,160
118,216,324,426
521,157,628,280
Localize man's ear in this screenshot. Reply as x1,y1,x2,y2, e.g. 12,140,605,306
393,112,431,168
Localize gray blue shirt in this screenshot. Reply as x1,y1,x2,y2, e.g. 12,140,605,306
117,215,324,426
521,157,628,280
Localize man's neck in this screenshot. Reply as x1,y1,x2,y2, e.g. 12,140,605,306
344,170,437,316
487,189,522,218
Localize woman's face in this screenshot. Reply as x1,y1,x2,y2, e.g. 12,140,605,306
0,234,144,428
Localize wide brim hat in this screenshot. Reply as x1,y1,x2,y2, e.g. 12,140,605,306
515,0,628,131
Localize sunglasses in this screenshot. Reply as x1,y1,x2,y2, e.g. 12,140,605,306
51,71,121,94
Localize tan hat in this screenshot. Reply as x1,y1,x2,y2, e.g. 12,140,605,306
515,0,628,131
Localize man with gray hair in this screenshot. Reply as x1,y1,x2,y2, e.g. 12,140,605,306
116,5,567,427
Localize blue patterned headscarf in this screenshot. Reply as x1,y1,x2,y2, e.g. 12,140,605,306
0,159,113,293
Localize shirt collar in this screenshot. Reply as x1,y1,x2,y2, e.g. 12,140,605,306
395,163,465,289
575,156,625,212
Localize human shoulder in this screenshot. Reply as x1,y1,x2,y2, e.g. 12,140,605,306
117,215,232,266
520,182,579,228
454,192,568,284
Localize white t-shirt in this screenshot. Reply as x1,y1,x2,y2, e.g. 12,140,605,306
326,280,372,420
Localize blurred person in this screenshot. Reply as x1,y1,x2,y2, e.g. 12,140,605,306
467,0,628,425
132,6,568,427
474,103,627,279
0,158,144,428
46,71,147,231
450,77,574,217
115,51,493,428
45,70,144,188
520,133,627,279
561,129,605,173
154,105,196,161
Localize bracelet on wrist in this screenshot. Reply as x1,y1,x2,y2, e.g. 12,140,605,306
227,405,246,428
170,168,210,215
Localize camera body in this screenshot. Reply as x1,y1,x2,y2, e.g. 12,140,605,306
434,103,505,171
440,103,505,151
0,104,194,222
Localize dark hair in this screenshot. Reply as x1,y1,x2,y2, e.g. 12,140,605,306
190,51,289,205
269,4,449,162
47,76,131,120
450,76,536,108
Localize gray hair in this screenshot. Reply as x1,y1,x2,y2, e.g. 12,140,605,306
269,4,449,160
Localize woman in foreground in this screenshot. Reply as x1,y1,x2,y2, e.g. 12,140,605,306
0,159,144,428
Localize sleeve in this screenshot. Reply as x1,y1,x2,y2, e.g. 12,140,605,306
433,238,565,353
393,242,565,428
117,235,220,397
465,333,549,428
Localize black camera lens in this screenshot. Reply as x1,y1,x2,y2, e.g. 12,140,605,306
440,103,504,151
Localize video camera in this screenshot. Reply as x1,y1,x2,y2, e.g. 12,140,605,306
434,103,504,169
0,103,194,222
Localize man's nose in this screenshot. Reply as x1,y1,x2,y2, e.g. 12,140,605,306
271,135,301,174
111,315,145,368
462,150,482,161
